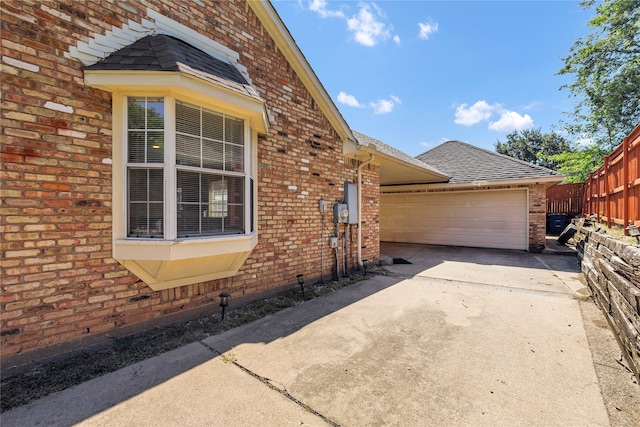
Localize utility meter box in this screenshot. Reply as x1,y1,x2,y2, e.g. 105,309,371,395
344,183,358,224
334,203,349,223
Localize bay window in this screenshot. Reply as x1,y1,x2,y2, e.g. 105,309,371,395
82,32,268,290
100,92,262,290
125,97,253,241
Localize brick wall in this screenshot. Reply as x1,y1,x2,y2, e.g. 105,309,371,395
1,0,380,358
528,184,547,252
360,163,380,265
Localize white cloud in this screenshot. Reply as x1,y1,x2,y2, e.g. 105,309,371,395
488,111,534,132
420,141,434,149
338,92,401,114
454,100,495,126
308,0,344,18
522,101,542,111
370,95,401,114
421,137,450,149
454,100,534,132
308,1,399,47
418,19,438,40
337,91,362,107
370,99,394,114
347,3,391,47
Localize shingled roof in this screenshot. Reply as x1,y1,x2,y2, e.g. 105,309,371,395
353,131,447,177
349,131,449,185
416,140,563,184
84,34,261,100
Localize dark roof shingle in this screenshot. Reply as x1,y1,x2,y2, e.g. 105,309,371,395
416,140,563,183
84,34,260,99
353,131,447,177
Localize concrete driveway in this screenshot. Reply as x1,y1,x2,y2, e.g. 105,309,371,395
2,243,618,426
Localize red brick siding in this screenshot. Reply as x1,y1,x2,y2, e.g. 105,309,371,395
527,184,547,252
360,163,380,264
1,0,380,357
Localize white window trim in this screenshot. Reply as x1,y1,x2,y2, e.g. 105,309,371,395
111,91,259,262
84,72,269,133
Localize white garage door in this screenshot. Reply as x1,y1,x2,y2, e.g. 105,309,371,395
380,189,528,250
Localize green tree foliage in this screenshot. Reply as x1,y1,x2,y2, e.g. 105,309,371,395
558,0,640,149
495,128,574,170
542,144,608,183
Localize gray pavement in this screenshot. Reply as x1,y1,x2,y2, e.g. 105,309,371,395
2,243,635,426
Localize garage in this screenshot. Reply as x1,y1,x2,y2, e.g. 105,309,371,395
380,189,529,250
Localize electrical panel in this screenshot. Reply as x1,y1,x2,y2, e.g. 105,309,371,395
329,237,338,248
334,203,349,223
319,199,328,213
344,183,358,224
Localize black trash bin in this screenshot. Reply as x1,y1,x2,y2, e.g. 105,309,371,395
547,214,569,235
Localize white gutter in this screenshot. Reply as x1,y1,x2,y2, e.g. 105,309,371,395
380,175,564,193
357,154,375,267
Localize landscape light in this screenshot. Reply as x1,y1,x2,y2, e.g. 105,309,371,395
219,292,230,322
296,274,304,294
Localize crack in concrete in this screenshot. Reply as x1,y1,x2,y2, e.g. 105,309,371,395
198,341,339,426
385,271,572,298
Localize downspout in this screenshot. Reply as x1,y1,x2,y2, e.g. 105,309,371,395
357,154,375,267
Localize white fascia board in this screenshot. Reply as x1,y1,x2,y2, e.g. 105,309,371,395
384,156,449,181
84,71,269,133
381,175,565,193
348,143,450,181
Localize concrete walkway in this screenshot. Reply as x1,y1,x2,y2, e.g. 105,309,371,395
1,244,625,426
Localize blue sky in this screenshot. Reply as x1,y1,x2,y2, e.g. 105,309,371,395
271,0,593,156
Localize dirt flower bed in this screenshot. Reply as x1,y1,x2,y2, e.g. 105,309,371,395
587,220,640,246
1,270,382,413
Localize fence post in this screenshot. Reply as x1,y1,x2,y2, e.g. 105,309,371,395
584,176,592,217
604,154,611,227
596,168,601,221
622,135,630,233
599,166,604,222
589,172,598,218
584,172,592,217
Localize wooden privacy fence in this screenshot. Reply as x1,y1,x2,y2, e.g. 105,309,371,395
582,123,640,232
547,183,583,215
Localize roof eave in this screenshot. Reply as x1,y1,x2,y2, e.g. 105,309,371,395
84,69,270,133
349,144,450,185
381,175,565,192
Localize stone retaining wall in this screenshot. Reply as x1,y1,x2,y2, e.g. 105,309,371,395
574,225,640,380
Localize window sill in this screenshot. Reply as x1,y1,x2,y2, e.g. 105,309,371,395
114,233,257,290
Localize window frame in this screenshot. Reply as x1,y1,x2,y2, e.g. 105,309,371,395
123,96,254,241
111,91,258,262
